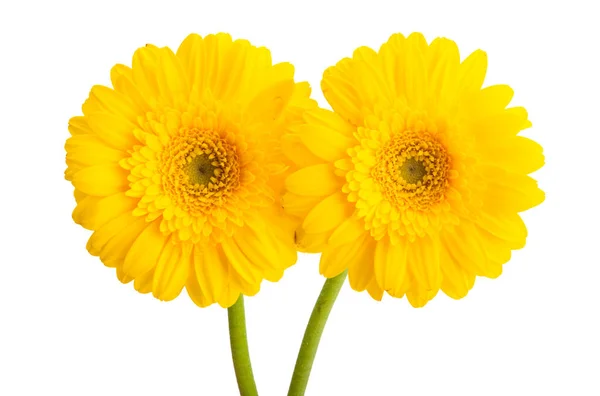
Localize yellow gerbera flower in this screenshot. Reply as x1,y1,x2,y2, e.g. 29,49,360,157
65,33,315,308
283,33,544,307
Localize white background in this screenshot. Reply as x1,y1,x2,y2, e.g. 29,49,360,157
1,0,598,395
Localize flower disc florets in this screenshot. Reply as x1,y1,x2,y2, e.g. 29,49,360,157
374,131,450,211
160,128,241,215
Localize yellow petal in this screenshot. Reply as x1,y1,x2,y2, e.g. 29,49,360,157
68,116,92,136
215,39,251,100
71,163,129,197
406,286,439,308
285,164,342,196
132,45,161,99
110,64,150,111
467,106,531,139
281,192,323,219
176,33,206,92
87,212,136,256
294,226,330,253
480,166,545,213
374,237,410,297
134,268,155,294
427,37,460,111
116,267,133,284
221,238,261,287
321,58,362,126
480,84,513,111
234,224,287,282
320,237,366,278
461,84,514,119
406,235,441,292
440,220,488,276
89,85,140,122
239,213,297,282
476,226,512,270
328,217,366,247
378,33,406,99
281,133,324,168
156,47,189,107
65,135,126,168
245,79,294,122
404,32,428,108
459,49,487,92
186,260,218,307
192,243,228,305
298,122,354,162
123,220,167,278
477,212,528,249
440,243,476,299
152,240,190,301
366,278,384,301
477,136,544,174
303,108,355,137
217,284,242,309
352,46,393,108
347,236,377,292
303,192,353,234
86,112,139,150
95,216,147,265
176,33,235,97
72,192,138,230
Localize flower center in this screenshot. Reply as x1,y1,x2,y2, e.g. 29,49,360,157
399,157,427,184
373,132,450,210
160,128,240,215
185,154,218,186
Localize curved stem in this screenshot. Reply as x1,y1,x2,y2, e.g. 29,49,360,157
228,295,258,396
288,270,348,396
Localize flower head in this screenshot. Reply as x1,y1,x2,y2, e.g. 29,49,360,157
66,33,315,307
284,33,544,307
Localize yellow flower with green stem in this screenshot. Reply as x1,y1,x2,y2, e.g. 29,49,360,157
285,33,544,395
65,33,315,395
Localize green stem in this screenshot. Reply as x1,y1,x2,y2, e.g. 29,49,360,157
228,295,258,396
288,270,348,396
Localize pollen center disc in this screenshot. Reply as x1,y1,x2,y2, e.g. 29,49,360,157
187,154,217,185
373,131,450,211
159,128,241,217
400,157,426,184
